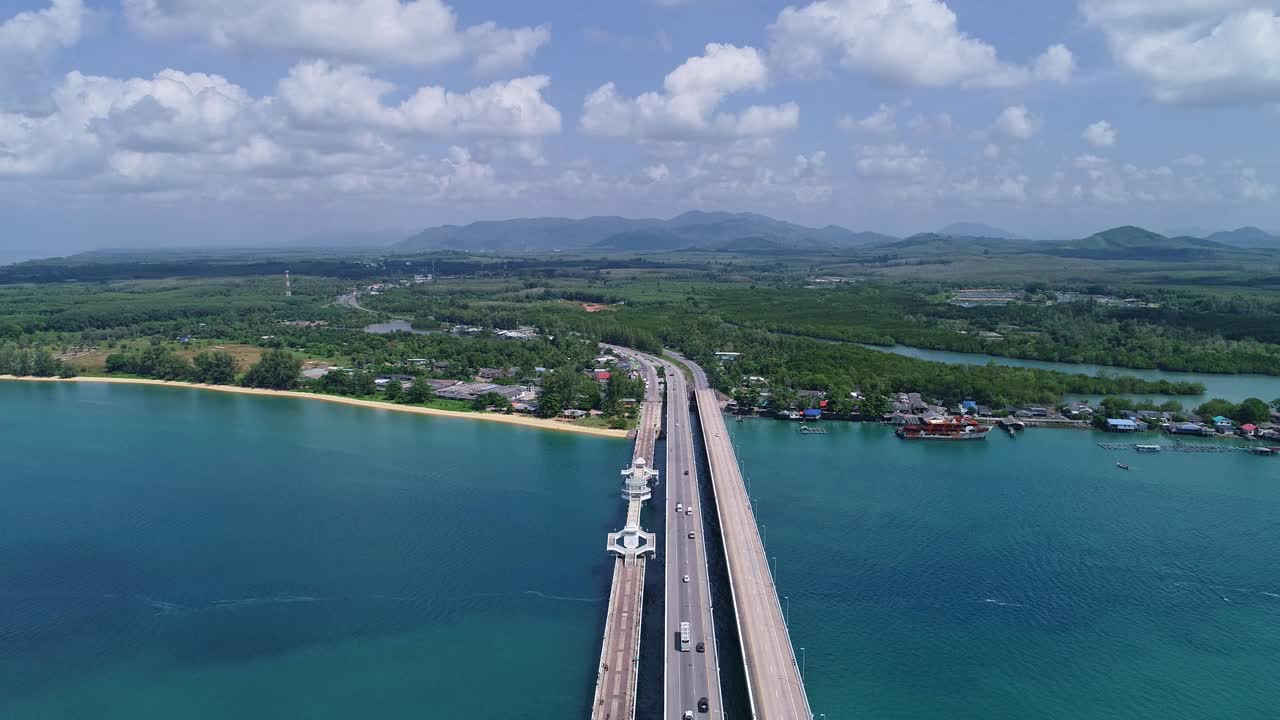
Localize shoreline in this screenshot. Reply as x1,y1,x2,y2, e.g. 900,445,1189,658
0,375,629,439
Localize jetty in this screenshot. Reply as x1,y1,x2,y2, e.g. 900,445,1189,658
1097,442,1279,454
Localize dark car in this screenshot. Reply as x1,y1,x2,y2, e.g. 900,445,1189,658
688,531,695,539
695,641,705,653
683,470,689,475
698,697,709,713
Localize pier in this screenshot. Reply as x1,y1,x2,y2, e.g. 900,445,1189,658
1098,442,1278,453
590,351,660,720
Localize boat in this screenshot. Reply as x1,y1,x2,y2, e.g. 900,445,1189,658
895,416,990,441
1116,462,1130,470
1250,447,1275,456
798,424,827,435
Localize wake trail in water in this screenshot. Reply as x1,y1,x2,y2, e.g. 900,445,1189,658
981,598,1025,608
522,589,601,599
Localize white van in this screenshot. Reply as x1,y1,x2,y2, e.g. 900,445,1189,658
676,503,683,514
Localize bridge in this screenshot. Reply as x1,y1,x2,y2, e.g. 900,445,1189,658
681,352,813,720
590,351,660,720
591,348,809,720
659,356,725,720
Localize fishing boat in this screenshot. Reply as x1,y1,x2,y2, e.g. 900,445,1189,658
1116,462,1130,470
895,416,990,441
798,424,827,435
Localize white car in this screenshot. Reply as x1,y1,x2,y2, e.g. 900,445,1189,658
683,574,690,583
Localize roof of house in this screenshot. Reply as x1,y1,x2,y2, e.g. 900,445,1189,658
1106,418,1138,428
1241,423,1259,431
1213,415,1232,423
803,408,822,417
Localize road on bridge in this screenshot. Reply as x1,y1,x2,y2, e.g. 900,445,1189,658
659,358,723,720
676,352,813,720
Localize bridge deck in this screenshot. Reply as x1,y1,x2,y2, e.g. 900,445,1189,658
694,381,811,719
590,352,661,720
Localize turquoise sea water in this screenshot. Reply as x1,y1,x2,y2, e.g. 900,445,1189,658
5,380,1280,720
729,419,1280,720
0,381,624,719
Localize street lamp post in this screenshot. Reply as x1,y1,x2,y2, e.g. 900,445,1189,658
801,646,806,680
785,595,790,626
772,555,778,582
762,524,767,549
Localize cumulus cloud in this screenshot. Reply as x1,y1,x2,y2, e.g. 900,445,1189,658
581,43,798,139
279,61,561,136
1082,0,1280,104
837,103,896,134
122,0,549,74
1034,44,1077,83
854,143,930,177
769,0,1073,88
993,105,1039,140
1083,120,1117,147
0,0,85,97
0,61,560,198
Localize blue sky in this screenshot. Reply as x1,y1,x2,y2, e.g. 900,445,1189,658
2,0,1279,258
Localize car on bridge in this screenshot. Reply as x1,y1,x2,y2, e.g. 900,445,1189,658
698,697,709,713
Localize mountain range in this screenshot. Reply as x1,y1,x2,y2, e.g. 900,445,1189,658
397,211,895,252
395,212,1280,260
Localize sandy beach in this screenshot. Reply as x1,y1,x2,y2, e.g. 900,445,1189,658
0,375,630,439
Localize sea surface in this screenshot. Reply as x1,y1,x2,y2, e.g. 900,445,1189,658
5,381,1280,720
867,343,1280,405
728,418,1280,720
0,381,624,719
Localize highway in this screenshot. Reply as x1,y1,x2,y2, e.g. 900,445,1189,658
590,350,661,720
678,353,812,720
659,358,723,720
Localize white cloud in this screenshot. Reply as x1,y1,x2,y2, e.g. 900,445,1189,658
122,0,549,74
908,112,953,134
581,43,798,139
838,103,896,134
0,0,85,95
0,61,560,199
280,61,561,136
993,105,1039,140
1174,153,1206,167
983,143,1001,159
1082,1,1280,104
1083,120,1117,147
1034,43,1077,83
645,163,671,182
769,0,1072,88
792,150,827,178
1240,167,1277,201
854,143,930,177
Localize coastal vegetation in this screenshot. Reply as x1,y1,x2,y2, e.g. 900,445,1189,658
7,237,1280,413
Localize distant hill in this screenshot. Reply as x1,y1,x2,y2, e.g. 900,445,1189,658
1046,226,1233,260
1206,226,1280,249
399,211,897,252
594,229,691,251
876,233,1026,256
938,222,1022,240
